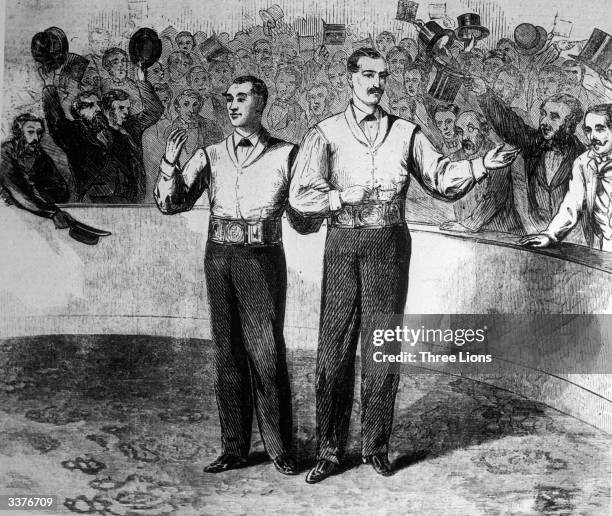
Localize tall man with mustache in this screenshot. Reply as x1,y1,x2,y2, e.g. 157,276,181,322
290,48,520,484
471,78,585,238
521,104,612,251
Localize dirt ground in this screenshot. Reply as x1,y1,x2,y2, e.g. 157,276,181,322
0,335,610,515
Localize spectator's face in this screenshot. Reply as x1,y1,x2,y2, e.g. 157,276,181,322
210,63,232,93
108,99,131,126
77,95,101,121
327,66,347,91
225,82,261,128
399,39,418,60
307,86,328,115
176,35,194,52
276,71,299,101
455,112,485,156
583,113,612,155
253,42,273,66
350,57,387,107
20,121,44,149
538,73,561,99
483,58,504,80
390,99,414,121
539,100,572,141
190,70,211,95
403,69,422,97
148,63,165,84
434,110,457,141
493,71,519,103
108,53,127,80
388,51,408,75
176,95,200,120
497,42,518,63
168,54,191,80
376,34,395,55
563,64,583,87
236,49,254,70
154,86,171,104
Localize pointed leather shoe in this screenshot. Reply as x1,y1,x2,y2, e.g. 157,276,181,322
203,453,247,473
362,454,394,476
305,459,340,484
273,453,298,475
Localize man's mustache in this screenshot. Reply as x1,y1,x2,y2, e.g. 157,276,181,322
367,87,384,95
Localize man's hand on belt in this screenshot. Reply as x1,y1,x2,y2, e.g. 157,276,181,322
339,185,372,206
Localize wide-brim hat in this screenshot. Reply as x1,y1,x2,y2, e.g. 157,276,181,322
427,58,469,102
569,28,612,77
419,21,456,55
129,28,162,69
395,0,419,23
514,23,547,56
31,26,69,72
456,13,489,42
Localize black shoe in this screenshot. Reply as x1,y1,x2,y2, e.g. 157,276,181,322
362,454,394,476
273,453,298,475
203,453,247,473
305,459,340,484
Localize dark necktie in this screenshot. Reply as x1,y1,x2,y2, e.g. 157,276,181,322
362,114,377,122
237,138,253,147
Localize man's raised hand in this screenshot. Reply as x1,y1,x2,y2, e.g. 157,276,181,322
483,144,521,170
165,129,188,164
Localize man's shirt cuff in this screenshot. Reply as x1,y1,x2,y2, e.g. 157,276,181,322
328,190,342,211
471,157,488,182
160,158,176,179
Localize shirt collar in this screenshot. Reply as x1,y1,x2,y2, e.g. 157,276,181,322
233,129,261,149
351,101,382,124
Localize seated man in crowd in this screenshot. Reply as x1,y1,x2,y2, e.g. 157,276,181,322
1,113,71,226
164,89,223,162
101,48,143,113
305,83,332,128
441,110,523,234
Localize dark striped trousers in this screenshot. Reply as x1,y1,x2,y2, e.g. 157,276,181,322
315,225,411,463
205,241,292,460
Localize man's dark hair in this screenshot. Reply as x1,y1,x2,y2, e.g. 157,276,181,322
11,113,45,139
101,47,127,72
584,104,612,129
175,31,195,48
541,93,584,134
154,82,172,101
101,89,130,111
231,75,269,110
347,48,384,73
433,103,459,118
70,90,101,119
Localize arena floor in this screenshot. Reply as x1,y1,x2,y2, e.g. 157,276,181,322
0,335,610,515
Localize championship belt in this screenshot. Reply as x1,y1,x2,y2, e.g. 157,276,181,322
329,200,405,229
209,217,282,245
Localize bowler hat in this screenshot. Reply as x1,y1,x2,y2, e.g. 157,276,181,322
569,28,612,77
514,23,547,55
456,13,489,42
129,28,162,69
31,26,69,72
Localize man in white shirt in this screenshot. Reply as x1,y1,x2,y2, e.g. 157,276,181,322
521,104,612,251
289,47,520,484
155,75,317,477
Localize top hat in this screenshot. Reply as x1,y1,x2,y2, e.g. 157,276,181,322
418,21,455,55
31,26,69,72
569,28,612,77
323,22,347,45
456,13,489,42
129,28,162,69
396,0,419,23
427,57,468,101
514,23,548,55
199,35,234,62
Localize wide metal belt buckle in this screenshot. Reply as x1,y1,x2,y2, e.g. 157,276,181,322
247,223,263,244
226,221,245,243
336,207,354,227
357,205,384,227
211,219,224,242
